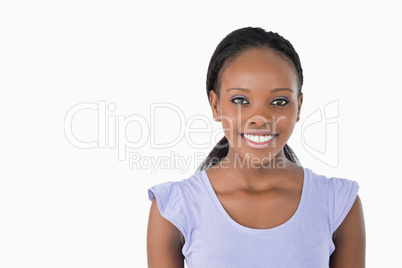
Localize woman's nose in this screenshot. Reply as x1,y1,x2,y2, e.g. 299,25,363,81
246,115,271,128
242,102,272,128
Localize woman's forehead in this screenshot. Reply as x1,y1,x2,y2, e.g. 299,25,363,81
221,48,298,92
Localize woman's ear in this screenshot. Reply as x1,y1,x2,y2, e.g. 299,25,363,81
209,90,221,122
296,93,303,122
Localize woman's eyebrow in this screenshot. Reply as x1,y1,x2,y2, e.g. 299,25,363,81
226,87,293,93
226,87,250,92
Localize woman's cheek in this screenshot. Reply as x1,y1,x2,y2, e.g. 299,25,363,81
222,108,238,126
220,108,241,143
275,108,298,134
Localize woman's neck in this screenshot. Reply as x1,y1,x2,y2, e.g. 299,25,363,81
208,149,300,192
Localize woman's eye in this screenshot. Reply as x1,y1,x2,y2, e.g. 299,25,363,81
271,98,289,106
231,97,249,105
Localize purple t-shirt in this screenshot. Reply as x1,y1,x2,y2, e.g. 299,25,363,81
148,166,359,268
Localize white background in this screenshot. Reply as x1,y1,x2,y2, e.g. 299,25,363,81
1,0,401,267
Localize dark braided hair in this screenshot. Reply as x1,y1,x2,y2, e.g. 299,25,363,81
197,27,303,171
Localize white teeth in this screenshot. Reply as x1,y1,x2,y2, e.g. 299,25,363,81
243,134,275,143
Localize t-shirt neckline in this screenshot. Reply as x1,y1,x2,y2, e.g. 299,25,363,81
201,166,309,235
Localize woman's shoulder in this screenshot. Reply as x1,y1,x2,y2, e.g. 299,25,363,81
303,166,360,233
148,170,206,202
147,170,209,238
304,166,359,191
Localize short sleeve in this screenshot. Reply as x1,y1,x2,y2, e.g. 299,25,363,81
330,177,360,233
148,181,187,238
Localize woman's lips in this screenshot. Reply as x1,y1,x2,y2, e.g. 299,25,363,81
240,133,278,148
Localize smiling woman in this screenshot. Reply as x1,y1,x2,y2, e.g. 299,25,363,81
146,27,365,268
208,47,302,168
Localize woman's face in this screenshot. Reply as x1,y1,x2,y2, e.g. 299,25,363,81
209,48,303,166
